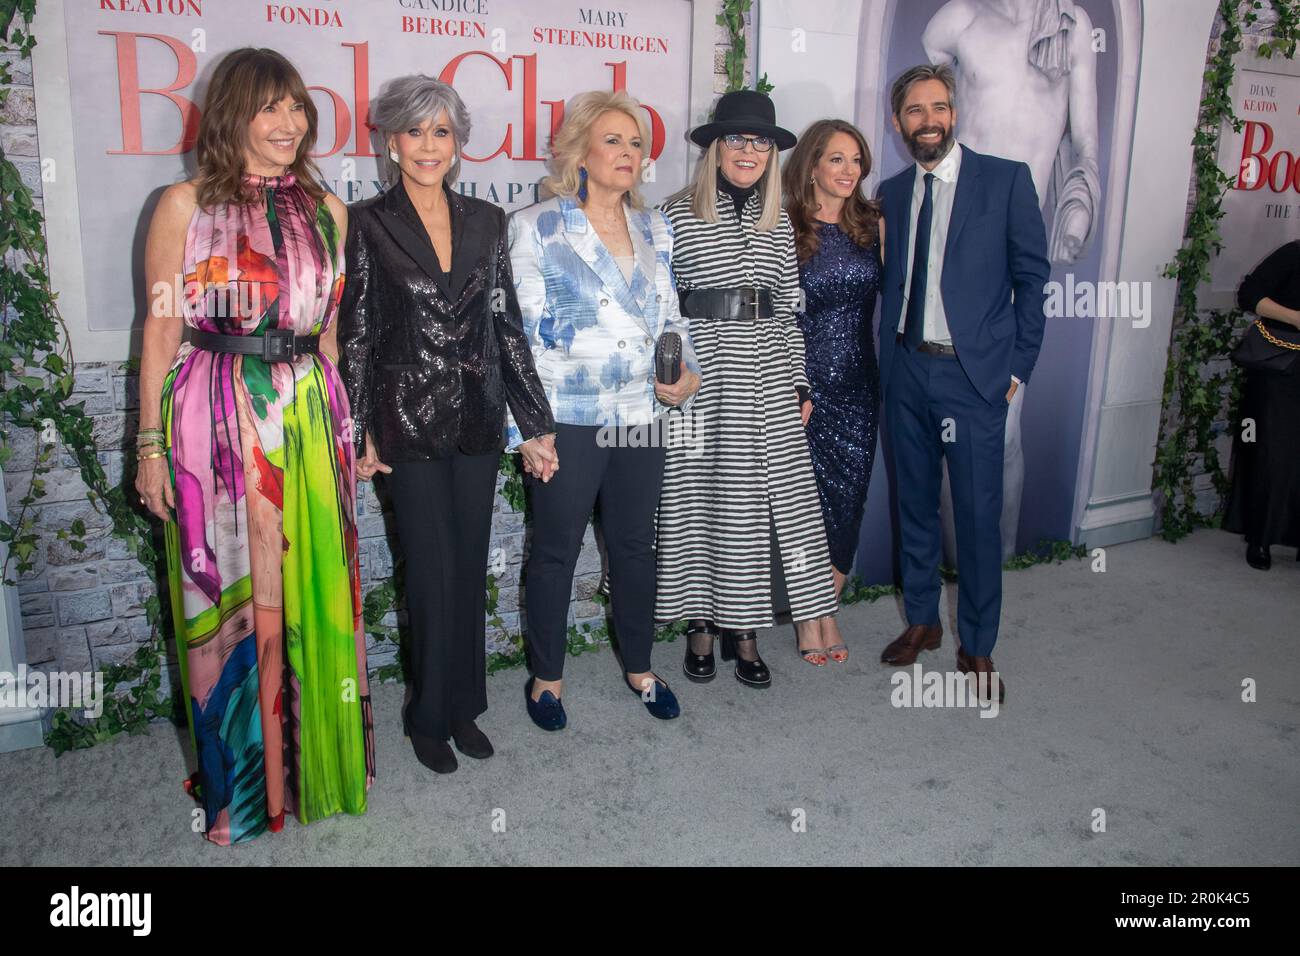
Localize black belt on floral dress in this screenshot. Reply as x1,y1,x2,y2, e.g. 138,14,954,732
190,328,320,363
679,286,775,321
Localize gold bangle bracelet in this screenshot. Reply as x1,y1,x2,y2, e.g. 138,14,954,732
138,451,167,460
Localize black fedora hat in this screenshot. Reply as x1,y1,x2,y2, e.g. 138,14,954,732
690,89,797,151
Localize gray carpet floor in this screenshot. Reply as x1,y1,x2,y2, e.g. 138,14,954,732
2,529,1297,866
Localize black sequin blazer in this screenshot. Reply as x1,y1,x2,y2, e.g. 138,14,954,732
338,181,554,461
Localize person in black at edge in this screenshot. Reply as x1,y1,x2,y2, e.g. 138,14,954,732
1226,241,1300,570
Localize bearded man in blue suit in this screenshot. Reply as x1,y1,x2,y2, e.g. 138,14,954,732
875,64,1050,702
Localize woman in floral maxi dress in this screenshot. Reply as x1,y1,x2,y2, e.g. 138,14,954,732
137,49,374,845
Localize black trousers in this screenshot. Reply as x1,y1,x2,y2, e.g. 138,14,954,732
385,451,499,740
524,423,665,681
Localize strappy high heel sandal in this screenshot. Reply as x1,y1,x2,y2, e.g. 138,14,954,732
795,620,827,667
823,619,849,664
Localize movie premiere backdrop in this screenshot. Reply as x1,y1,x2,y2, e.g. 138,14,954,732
33,0,1165,591
47,0,693,338
1212,35,1300,296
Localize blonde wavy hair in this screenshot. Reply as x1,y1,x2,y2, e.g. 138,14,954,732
542,90,650,210
683,137,783,232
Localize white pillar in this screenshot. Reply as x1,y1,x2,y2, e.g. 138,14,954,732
0,473,46,752
1074,0,1221,546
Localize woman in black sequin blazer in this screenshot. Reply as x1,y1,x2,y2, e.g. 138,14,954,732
338,75,556,774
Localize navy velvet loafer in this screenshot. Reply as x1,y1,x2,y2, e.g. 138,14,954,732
627,676,681,720
525,678,567,731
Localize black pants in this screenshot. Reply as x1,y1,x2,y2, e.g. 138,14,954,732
525,424,665,681
385,451,499,740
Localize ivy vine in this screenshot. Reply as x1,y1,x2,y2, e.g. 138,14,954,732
4,0,1089,756
718,0,773,95
1,1,175,754
1155,0,1299,541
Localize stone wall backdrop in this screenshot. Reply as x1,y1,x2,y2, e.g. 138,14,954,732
1,5,751,707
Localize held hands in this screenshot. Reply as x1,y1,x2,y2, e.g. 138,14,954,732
356,431,392,482
135,457,175,522
521,433,559,483
655,369,700,407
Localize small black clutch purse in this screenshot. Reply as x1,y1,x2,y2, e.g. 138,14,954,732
1230,319,1300,373
655,332,682,385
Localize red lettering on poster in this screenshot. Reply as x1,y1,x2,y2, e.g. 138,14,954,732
606,60,664,159
344,41,377,158
440,51,514,161
97,35,673,165
101,31,199,155
1238,121,1300,192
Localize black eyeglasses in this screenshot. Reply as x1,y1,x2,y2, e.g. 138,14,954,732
721,134,775,152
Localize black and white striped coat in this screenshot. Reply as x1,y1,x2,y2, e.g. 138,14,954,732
654,189,837,628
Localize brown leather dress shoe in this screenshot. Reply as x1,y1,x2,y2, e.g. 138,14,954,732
880,623,943,666
956,647,1006,703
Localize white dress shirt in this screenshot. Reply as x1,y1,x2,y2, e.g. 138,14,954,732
898,141,962,346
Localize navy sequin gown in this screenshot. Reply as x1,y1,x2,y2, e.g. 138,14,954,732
798,221,881,574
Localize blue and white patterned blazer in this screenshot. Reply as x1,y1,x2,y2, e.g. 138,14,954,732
504,195,700,448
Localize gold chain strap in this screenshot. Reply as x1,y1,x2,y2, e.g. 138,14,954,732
1255,319,1300,351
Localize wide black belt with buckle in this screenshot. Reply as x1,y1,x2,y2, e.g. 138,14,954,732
191,328,321,363
679,287,775,321
896,332,956,357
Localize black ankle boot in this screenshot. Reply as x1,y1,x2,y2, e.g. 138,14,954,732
409,729,458,774
451,719,494,759
1247,542,1271,571
720,629,771,688
683,619,718,683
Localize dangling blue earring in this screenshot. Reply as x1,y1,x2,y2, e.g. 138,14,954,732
578,166,588,202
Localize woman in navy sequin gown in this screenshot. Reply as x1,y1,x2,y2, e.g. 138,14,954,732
783,120,883,662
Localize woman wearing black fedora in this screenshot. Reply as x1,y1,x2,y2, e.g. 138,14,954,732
655,90,838,688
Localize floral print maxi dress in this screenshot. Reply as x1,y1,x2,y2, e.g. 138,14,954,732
161,172,375,845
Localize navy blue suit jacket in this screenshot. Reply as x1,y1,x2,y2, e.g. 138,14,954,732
876,144,1050,407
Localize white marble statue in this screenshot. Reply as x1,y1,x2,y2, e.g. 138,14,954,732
923,0,1103,562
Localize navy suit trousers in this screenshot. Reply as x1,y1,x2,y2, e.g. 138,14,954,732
886,343,1008,656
